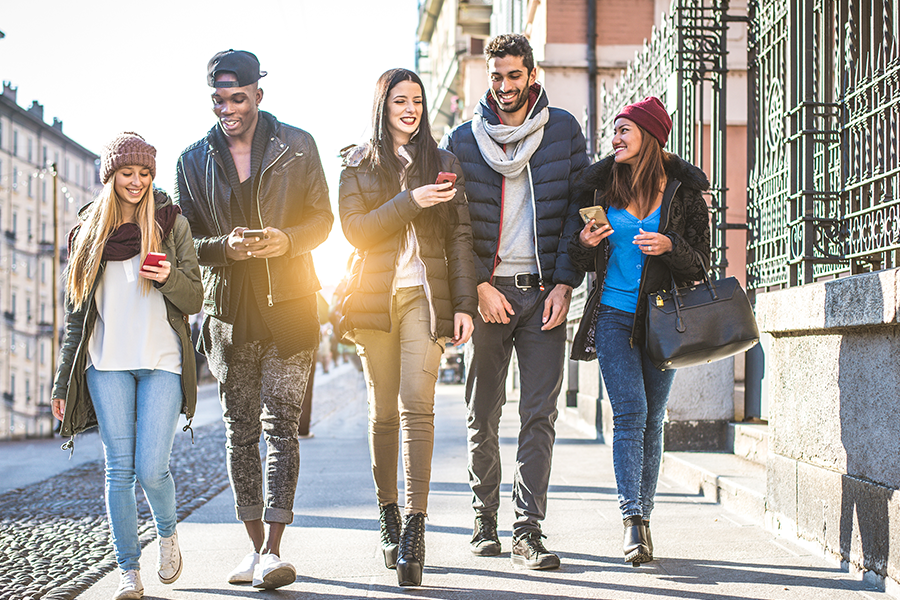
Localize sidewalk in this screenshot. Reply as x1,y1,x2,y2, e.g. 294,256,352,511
70,365,889,600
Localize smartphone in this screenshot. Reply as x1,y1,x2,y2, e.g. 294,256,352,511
141,252,167,269
579,206,611,231
241,229,267,239
435,171,457,188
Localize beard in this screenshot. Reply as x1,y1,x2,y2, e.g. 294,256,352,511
493,87,530,115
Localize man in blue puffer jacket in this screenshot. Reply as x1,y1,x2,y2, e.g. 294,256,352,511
440,33,589,570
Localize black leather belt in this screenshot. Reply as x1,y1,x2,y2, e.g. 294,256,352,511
492,273,541,289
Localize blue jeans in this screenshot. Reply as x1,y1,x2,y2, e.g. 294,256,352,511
86,367,182,571
594,305,675,519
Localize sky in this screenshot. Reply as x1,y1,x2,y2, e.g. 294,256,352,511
0,0,420,288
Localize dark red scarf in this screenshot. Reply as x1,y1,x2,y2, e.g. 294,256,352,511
68,204,181,260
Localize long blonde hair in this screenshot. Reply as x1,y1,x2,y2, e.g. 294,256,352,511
66,171,162,310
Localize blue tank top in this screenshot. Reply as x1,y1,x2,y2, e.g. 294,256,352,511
600,205,662,313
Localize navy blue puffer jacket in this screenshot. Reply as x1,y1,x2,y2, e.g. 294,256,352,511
440,86,590,289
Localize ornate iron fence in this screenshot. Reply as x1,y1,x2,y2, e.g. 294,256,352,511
748,0,900,289
598,0,735,278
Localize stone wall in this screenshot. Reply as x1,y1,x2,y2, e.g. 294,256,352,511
756,269,900,592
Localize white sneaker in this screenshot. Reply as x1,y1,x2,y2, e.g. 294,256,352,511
252,553,296,589
113,569,143,600
157,531,183,584
227,551,260,584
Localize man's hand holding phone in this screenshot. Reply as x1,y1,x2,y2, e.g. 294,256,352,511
410,171,458,208
226,226,291,260
140,252,171,284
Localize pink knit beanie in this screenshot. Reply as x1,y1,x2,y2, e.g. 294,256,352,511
100,132,157,184
615,97,672,147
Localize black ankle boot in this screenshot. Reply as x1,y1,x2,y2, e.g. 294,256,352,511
643,520,653,560
396,512,425,586
379,503,402,569
623,515,651,566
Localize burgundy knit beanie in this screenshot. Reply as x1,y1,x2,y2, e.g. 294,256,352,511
615,97,672,147
100,132,157,184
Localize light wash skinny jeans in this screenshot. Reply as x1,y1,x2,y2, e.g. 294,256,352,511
594,304,676,519
85,366,182,571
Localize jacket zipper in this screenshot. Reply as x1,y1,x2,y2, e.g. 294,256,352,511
526,162,544,289
629,180,681,347
255,141,290,307
490,166,506,284
206,149,226,310
410,222,438,340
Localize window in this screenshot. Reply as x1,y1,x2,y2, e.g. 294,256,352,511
41,260,46,283
12,212,17,235
40,302,45,322
65,158,70,179
12,169,17,189
26,340,33,361
10,373,15,397
40,342,46,365
13,130,18,156
26,297,31,321
27,177,33,198
25,378,31,403
27,138,33,163
27,217,32,241
11,292,16,315
10,333,16,354
0,119,4,149
42,180,47,203
42,145,48,166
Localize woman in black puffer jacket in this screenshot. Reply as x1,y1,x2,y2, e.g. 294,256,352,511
338,68,477,587
568,97,710,567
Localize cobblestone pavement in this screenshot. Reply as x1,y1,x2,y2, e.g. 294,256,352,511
0,422,229,600
0,361,362,600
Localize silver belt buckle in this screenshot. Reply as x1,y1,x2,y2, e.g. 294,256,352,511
514,273,532,289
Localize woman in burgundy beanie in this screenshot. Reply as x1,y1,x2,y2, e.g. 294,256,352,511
52,133,203,599
567,96,711,565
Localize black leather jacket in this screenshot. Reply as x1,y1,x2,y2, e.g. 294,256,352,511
174,112,333,321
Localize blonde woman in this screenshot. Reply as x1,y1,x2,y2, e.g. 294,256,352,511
51,133,203,600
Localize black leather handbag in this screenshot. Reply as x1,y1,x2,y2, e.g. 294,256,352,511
644,272,760,370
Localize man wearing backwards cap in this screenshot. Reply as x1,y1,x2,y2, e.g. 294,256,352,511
174,49,333,590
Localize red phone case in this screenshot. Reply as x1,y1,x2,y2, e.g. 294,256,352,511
436,171,457,186
142,252,166,269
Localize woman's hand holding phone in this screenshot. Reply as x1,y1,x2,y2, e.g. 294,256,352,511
579,220,613,247
140,252,171,284
410,172,458,208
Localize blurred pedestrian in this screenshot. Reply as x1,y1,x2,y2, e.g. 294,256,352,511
338,68,477,586
51,132,203,600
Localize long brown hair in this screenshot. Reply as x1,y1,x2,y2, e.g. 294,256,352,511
66,173,161,310
363,68,452,237
603,123,668,218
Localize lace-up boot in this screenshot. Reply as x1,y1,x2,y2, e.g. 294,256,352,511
379,503,402,568
470,513,501,556
511,530,560,570
396,512,426,586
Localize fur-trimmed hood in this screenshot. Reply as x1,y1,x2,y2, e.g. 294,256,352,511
573,152,710,203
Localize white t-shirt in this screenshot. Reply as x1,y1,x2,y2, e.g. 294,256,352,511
87,255,182,374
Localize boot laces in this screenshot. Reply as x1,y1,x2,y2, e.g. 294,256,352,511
380,503,402,546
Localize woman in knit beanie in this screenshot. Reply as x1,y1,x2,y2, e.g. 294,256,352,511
51,133,203,600
568,97,712,565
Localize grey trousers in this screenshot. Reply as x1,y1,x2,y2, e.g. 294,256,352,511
465,284,564,538
218,340,314,524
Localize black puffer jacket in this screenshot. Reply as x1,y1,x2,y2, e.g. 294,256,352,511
338,146,477,339
440,86,590,288
174,111,333,319
569,153,711,361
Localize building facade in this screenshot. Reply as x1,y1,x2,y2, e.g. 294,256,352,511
0,82,99,440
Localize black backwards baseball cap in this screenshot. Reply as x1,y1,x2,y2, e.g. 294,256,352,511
207,50,267,88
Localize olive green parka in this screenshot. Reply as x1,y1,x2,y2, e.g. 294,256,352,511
52,190,204,442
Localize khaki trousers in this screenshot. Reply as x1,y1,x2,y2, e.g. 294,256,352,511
354,286,445,515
